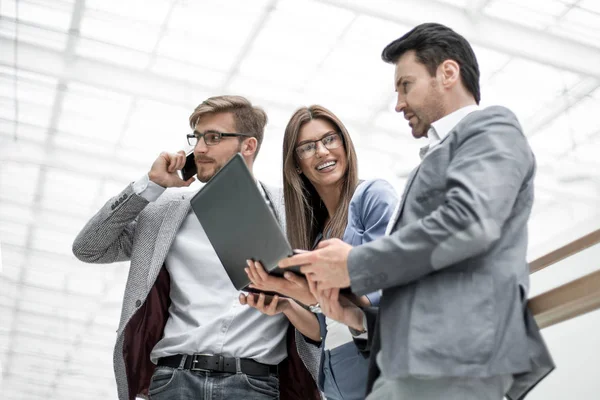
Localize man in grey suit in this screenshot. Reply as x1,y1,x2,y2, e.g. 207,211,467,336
72,95,319,400
279,23,554,399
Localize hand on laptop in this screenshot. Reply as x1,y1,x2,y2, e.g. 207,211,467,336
278,238,352,290
148,150,196,188
245,260,316,306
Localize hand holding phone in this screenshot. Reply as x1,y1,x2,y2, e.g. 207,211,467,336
149,150,195,188
180,151,197,181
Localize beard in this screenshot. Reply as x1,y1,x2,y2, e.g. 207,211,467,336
411,82,446,138
195,142,244,183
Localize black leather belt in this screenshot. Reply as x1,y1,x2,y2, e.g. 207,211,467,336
157,354,278,377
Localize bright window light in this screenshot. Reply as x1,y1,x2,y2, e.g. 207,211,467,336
342,15,410,48
151,57,227,89
579,0,600,13
1,0,74,32
85,0,172,25
76,38,151,69
0,19,68,51
156,31,240,70
57,113,124,144
485,0,559,29
562,6,600,27
79,11,160,52
168,1,266,42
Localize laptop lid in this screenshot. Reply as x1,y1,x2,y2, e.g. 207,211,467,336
190,153,296,290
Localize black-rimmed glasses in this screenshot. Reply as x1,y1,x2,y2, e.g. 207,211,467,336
186,131,252,147
295,132,343,160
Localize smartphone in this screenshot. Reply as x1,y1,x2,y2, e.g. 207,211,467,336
180,151,197,181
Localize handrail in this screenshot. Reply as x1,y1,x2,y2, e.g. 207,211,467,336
530,269,600,329
529,228,600,274
527,228,600,328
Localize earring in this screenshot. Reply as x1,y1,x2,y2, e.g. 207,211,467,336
296,167,302,174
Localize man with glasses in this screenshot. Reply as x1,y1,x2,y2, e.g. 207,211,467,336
73,95,320,400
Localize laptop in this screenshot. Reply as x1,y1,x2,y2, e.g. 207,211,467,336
190,153,302,291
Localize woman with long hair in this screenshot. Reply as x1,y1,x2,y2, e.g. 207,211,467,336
239,105,398,400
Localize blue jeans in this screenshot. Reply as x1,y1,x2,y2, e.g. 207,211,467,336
148,366,279,400
322,342,370,400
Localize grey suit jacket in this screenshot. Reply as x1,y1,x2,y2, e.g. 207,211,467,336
72,182,320,400
347,106,554,399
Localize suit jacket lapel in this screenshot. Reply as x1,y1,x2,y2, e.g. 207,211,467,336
385,130,457,236
146,198,192,288
260,182,285,228
385,164,421,236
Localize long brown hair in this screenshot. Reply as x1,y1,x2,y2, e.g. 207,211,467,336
283,105,359,250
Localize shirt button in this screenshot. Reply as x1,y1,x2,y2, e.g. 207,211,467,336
135,300,141,307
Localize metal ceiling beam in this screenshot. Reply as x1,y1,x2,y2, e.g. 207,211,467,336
466,0,493,16
0,127,146,183
220,0,278,90
0,35,412,140
526,77,600,137
317,0,600,80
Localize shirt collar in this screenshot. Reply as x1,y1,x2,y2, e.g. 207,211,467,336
428,104,479,147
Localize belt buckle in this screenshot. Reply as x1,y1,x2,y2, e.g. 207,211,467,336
190,354,226,372
190,353,216,372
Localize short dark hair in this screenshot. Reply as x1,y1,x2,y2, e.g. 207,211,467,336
382,23,480,104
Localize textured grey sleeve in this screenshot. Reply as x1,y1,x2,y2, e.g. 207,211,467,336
295,329,322,388
349,107,534,295
72,183,150,264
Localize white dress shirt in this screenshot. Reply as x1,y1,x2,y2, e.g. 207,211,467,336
132,175,288,365
421,104,479,158
389,105,480,237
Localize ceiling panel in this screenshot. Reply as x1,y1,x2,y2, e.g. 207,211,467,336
1,0,74,32
167,0,270,39
85,0,172,25
485,0,567,29
150,56,228,89
156,31,241,71
79,10,161,53
0,16,69,51
579,0,600,13
75,38,151,69
0,120,49,144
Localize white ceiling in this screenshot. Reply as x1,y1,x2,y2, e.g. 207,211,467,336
1,0,599,399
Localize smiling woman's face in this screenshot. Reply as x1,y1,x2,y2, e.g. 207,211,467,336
295,118,347,192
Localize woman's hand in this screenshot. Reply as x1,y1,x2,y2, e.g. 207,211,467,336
239,292,290,316
245,260,316,306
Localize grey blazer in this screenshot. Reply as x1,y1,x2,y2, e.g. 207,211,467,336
72,182,321,400
347,106,554,399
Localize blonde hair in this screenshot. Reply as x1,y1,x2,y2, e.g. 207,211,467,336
282,105,359,250
189,95,268,159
